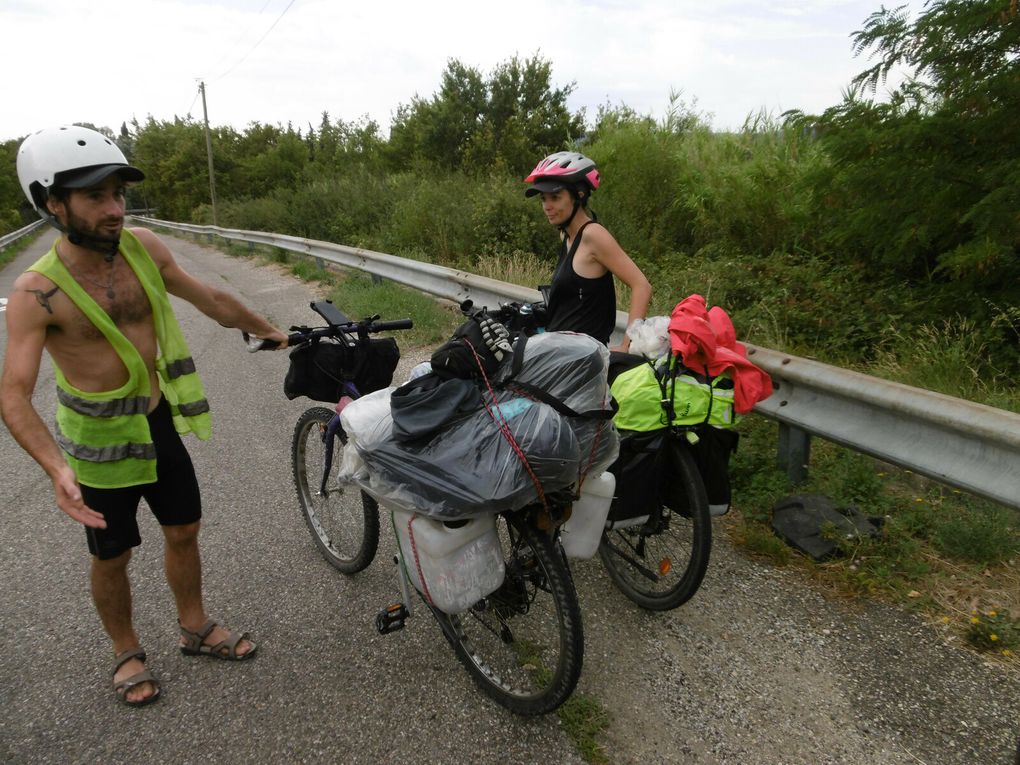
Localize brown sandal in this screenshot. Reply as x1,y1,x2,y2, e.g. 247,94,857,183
113,648,161,707
179,620,257,661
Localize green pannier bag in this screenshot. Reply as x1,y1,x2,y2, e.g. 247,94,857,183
610,356,736,432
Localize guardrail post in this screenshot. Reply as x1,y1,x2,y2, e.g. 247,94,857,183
777,423,811,484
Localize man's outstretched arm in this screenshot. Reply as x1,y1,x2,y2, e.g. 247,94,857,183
0,278,106,528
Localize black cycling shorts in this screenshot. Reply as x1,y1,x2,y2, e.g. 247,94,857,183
82,397,202,560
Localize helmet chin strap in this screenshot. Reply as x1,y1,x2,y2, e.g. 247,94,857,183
65,226,120,261
557,191,597,233
557,199,584,234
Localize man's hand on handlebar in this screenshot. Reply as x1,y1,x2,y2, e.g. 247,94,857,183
242,328,290,352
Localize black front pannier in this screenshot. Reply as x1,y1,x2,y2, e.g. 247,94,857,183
284,338,400,402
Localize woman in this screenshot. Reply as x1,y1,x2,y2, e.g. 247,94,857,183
525,151,651,352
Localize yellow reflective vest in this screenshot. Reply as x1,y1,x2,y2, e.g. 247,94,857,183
28,230,211,488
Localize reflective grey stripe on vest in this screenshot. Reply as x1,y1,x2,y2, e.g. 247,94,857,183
165,357,197,380
57,388,150,418
55,430,157,463
174,398,210,417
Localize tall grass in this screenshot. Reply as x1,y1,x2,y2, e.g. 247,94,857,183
868,317,1018,413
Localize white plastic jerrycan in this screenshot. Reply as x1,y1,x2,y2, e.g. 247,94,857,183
392,509,505,614
560,471,616,559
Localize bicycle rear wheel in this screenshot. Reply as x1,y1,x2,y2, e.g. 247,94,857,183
599,439,711,610
292,406,379,573
430,514,583,716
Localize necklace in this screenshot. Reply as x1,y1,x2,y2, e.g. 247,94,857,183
60,243,117,299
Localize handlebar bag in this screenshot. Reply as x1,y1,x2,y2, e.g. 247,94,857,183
284,337,400,402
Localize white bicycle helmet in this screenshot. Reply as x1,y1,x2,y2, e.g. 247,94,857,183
17,125,144,228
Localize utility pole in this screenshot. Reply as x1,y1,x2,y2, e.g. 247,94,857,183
199,80,219,226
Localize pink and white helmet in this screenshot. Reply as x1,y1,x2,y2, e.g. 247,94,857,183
524,151,600,197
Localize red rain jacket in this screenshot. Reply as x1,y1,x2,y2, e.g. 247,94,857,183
668,295,773,414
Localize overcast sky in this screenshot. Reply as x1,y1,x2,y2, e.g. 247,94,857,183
2,0,923,143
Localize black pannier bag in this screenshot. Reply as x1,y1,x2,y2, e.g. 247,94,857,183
284,337,400,402
607,431,669,524
688,425,739,516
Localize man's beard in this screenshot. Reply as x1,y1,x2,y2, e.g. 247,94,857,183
65,209,122,258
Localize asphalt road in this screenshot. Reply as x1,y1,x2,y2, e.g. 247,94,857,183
1,230,1018,765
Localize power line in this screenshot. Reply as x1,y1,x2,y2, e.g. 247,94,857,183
184,84,201,120
212,0,299,83
203,0,275,79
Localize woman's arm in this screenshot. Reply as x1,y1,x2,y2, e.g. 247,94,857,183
586,226,652,351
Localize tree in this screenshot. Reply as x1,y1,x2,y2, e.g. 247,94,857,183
465,56,584,174
131,117,214,221
388,60,488,170
231,122,308,198
0,137,30,233
387,55,584,176
306,113,386,177
792,0,1019,312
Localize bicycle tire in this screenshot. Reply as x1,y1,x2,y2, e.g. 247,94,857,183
292,406,379,573
430,514,584,716
598,439,712,610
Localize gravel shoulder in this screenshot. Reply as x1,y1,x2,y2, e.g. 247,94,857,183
1,232,1017,765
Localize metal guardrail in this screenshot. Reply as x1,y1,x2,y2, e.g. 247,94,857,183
0,219,45,251
747,345,1020,511
134,216,1020,511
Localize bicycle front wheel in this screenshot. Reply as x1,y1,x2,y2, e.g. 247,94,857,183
599,439,712,610
430,514,583,716
292,406,379,573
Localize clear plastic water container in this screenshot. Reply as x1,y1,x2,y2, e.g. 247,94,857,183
392,509,505,614
560,471,616,559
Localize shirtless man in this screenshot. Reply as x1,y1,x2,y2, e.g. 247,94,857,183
0,125,288,707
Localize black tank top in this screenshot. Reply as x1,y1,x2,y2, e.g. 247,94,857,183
545,221,616,344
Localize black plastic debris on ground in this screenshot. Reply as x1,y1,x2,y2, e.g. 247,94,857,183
771,493,883,561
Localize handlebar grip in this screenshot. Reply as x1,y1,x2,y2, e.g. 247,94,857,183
242,331,282,352
370,319,414,332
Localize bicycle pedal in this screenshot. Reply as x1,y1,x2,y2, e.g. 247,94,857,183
375,603,409,634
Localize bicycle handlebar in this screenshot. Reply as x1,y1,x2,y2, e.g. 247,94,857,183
243,315,413,352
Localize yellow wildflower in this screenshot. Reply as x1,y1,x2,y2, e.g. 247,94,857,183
990,634,999,641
